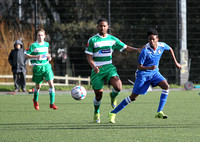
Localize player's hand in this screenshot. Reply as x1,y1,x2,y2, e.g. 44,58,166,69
149,65,156,70
93,66,100,74
37,55,43,60
47,54,52,61
176,63,182,70
137,48,142,53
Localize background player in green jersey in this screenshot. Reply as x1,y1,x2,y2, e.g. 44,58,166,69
85,18,141,123
25,29,58,110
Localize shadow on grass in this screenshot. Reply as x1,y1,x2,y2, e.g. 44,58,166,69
0,122,199,130
0,88,12,91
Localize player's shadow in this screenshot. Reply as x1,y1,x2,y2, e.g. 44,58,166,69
0,123,199,130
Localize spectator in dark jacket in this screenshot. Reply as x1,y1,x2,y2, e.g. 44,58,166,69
8,40,28,92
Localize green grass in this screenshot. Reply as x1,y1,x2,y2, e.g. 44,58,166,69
0,84,185,92
0,90,200,142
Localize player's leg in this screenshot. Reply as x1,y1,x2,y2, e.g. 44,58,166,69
107,64,122,108
32,66,44,110
34,83,41,101
109,93,139,123
90,66,105,123
93,89,103,123
152,72,169,119
44,64,58,109
155,80,169,119
112,92,138,114
109,76,122,108
157,80,170,111
32,77,43,102
109,74,149,123
33,83,41,110
47,80,58,110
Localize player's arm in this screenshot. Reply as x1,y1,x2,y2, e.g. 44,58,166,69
25,54,42,60
137,63,156,71
46,53,52,61
25,45,42,59
137,47,156,70
115,37,142,53
86,54,99,74
169,48,182,69
124,46,141,52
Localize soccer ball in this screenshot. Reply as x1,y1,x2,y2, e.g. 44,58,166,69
71,86,86,100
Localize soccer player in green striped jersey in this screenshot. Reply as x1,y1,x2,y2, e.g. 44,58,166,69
85,18,141,123
25,29,58,110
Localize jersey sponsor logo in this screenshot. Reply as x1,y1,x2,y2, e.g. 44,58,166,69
42,54,47,58
99,49,111,54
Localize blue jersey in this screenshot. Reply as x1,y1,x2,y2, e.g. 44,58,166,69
136,42,171,76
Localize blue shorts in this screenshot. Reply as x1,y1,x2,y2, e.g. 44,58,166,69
132,71,165,95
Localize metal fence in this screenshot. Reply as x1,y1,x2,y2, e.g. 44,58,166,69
0,0,199,85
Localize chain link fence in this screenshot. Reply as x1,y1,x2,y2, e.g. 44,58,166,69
0,0,199,85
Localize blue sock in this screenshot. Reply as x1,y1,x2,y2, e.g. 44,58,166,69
157,90,169,112
111,97,132,114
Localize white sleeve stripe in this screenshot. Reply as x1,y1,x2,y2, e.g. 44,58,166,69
120,45,127,52
85,51,93,55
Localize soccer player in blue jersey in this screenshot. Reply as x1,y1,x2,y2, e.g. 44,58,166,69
109,27,182,123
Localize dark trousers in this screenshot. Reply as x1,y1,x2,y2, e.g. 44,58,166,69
13,72,26,90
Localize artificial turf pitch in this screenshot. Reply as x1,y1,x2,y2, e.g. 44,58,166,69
0,89,200,142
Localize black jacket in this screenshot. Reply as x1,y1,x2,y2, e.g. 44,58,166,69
8,40,28,73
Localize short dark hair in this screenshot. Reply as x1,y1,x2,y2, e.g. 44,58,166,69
147,28,158,37
97,18,108,25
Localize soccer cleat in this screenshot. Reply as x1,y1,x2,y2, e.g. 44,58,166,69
94,113,100,123
155,111,168,119
32,98,39,110
109,112,116,123
50,103,58,110
110,92,117,109
15,89,20,92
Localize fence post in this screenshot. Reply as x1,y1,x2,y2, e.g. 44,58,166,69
88,76,90,85
78,75,81,85
34,0,38,41
65,74,68,86
178,0,188,85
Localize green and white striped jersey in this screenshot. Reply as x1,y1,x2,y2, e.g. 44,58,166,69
25,41,49,66
85,33,127,66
